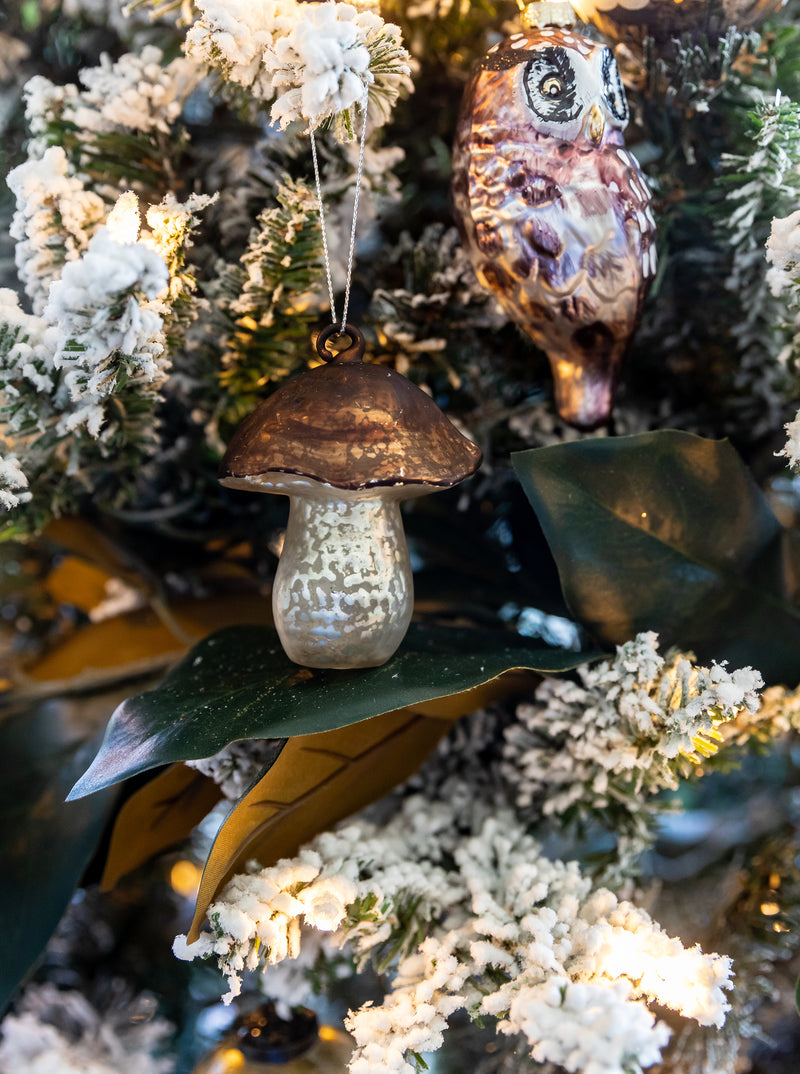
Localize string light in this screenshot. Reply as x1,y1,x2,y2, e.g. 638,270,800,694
170,860,202,899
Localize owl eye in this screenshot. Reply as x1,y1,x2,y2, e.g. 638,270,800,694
541,76,563,98
523,47,581,124
601,48,629,125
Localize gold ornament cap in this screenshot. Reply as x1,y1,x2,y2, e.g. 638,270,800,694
518,0,578,27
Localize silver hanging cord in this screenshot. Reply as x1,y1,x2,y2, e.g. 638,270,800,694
309,89,370,333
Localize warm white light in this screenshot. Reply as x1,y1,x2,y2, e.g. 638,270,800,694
106,190,141,244
170,859,202,899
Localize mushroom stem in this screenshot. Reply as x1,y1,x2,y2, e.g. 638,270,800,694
273,488,413,669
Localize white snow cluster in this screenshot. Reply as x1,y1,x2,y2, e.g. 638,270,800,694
503,632,763,830
765,209,800,297
0,983,173,1074
186,739,280,800
779,408,800,470
266,3,375,128
73,46,200,135
145,192,218,272
12,48,200,315
175,789,733,1074
7,147,106,314
24,46,200,144
44,225,169,439
0,181,218,509
187,0,411,133
0,454,32,511
0,288,55,430
767,210,800,470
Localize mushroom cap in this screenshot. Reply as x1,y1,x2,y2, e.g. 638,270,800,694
220,335,482,493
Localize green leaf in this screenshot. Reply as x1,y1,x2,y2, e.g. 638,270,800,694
0,703,116,1012
69,623,595,799
512,430,800,685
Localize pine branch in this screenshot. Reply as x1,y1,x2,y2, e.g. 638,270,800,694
716,100,800,407
213,177,324,428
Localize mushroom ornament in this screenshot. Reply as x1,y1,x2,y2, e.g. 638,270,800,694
220,326,482,670
452,6,656,429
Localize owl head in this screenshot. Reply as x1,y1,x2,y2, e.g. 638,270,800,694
482,28,629,146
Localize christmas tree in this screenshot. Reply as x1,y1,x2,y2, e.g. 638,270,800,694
1,1,800,1072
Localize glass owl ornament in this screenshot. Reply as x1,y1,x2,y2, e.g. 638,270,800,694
452,22,656,429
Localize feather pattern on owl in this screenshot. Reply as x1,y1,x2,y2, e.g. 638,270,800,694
452,27,656,428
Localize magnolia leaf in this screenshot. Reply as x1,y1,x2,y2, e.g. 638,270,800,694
69,623,595,799
187,709,453,941
100,764,224,892
44,556,116,613
513,431,800,685
407,668,538,717
25,591,271,694
0,703,115,1012
43,516,159,598
29,607,187,686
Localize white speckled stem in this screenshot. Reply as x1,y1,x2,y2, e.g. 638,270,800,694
273,490,413,669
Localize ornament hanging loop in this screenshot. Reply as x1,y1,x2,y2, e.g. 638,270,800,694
316,323,365,365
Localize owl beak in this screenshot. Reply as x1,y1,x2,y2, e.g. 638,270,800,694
588,103,605,146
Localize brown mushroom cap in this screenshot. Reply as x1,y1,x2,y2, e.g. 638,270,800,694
220,333,482,493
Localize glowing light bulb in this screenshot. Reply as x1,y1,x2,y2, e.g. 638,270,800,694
170,859,202,898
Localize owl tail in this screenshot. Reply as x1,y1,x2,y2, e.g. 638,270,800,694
548,322,624,430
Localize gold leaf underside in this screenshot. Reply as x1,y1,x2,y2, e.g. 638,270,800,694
101,763,223,892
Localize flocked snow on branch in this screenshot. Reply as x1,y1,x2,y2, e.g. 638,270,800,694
23,45,200,148
186,739,281,800
0,455,32,512
766,208,800,300
9,45,204,317
0,983,173,1074
2,37,217,527
175,788,733,1074
7,146,106,316
767,208,800,470
503,632,763,859
719,99,800,431
186,0,412,137
0,187,214,521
